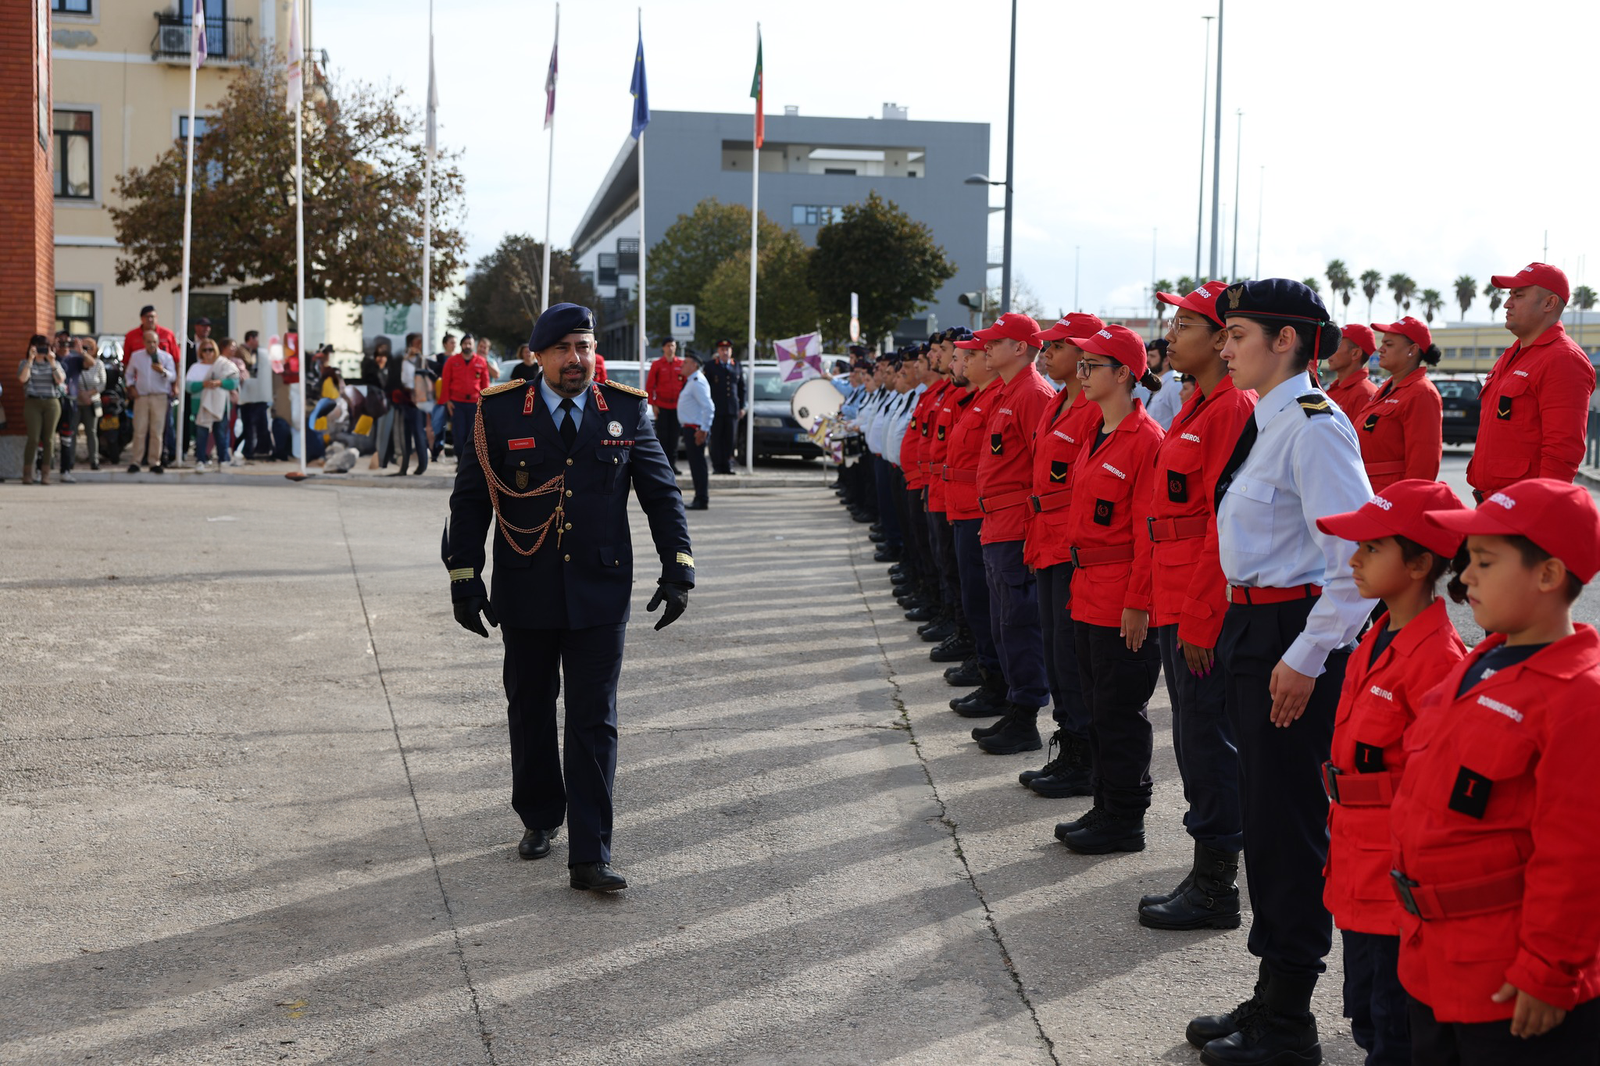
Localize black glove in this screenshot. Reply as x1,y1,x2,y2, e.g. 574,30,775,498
646,581,690,631
453,596,499,638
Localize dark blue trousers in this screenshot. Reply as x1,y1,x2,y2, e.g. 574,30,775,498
981,539,1049,708
1342,930,1411,1066
1037,562,1089,737
502,623,627,865
1219,598,1348,981
874,456,902,548
1157,623,1243,851
451,400,478,468
928,512,965,627
1408,994,1600,1065
951,518,1000,675
1076,620,1161,816
680,424,708,505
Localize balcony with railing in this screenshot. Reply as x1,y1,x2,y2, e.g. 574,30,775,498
152,13,256,66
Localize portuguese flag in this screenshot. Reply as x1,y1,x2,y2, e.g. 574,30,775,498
750,29,764,149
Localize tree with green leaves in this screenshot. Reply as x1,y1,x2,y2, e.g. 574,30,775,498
1175,275,1199,296
452,235,598,358
110,62,465,306
698,228,819,349
1420,289,1444,325
1360,269,1383,320
809,191,956,344
1388,273,1417,316
1453,275,1478,320
1484,281,1504,318
1573,285,1598,312
1326,260,1353,317
1152,279,1174,330
646,198,789,349
1303,277,1322,293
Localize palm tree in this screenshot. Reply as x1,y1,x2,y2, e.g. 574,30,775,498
1388,273,1417,316
1360,269,1382,319
1153,279,1174,330
1303,277,1321,293
1420,289,1444,325
1175,275,1198,295
1573,285,1598,311
1453,275,1477,320
1484,280,1504,318
1326,260,1353,318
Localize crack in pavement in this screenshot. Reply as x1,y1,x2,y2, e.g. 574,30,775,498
843,533,1062,1066
335,490,499,1065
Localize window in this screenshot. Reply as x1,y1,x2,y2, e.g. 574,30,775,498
177,115,224,185
597,253,618,287
55,290,96,337
53,110,94,199
791,204,844,226
51,0,92,12
616,238,639,274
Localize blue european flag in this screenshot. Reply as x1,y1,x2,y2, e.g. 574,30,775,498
629,22,649,140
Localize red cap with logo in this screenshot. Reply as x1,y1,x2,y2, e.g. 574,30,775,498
1075,324,1149,377
1316,478,1467,559
1156,279,1229,328
972,312,1044,346
1340,324,1377,356
1425,478,1600,583
953,335,987,350
1371,316,1432,353
1031,312,1105,347
1489,262,1570,304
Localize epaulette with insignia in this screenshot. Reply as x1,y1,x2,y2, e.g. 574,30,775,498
601,379,648,398
481,378,531,398
1297,393,1333,417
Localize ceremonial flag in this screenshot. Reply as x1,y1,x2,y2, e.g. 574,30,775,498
774,332,823,382
750,30,764,148
285,0,303,114
629,17,649,140
425,32,438,152
192,0,207,67
543,29,558,130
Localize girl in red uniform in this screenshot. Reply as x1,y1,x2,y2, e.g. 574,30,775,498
1314,479,1471,1066
1131,281,1257,931
1356,317,1443,493
1055,325,1166,854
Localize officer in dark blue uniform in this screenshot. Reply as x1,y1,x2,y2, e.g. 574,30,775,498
444,303,694,892
706,339,747,473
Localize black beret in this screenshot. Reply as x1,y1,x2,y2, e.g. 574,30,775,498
1220,279,1331,328
947,327,974,343
529,303,597,353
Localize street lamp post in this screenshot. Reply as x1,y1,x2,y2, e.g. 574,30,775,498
1209,0,1224,279
966,0,1017,315
1194,15,1213,283
965,172,1010,317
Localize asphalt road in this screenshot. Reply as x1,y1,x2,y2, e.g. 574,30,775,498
1,453,1595,1065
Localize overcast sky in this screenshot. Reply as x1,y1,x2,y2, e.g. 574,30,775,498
314,0,1600,324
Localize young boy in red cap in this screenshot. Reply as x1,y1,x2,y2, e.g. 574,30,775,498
1325,325,1379,423
1314,479,1472,1066
1391,478,1600,1063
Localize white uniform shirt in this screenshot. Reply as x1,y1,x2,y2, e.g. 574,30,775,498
1216,370,1374,678
676,369,714,429
883,384,924,467
863,389,895,456
1145,369,1184,430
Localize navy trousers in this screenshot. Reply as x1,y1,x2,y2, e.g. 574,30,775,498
1342,931,1411,1066
1219,598,1348,982
1409,995,1600,1066
951,518,1000,675
1037,562,1089,737
1075,620,1161,816
981,539,1049,708
680,424,708,505
1156,623,1243,851
874,457,903,548
502,623,627,866
928,511,966,628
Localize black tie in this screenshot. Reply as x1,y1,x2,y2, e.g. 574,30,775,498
1213,416,1259,509
558,397,577,449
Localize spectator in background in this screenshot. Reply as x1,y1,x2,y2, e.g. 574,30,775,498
1140,338,1183,429
54,332,82,482
361,339,398,468
237,330,274,459
676,350,714,510
69,336,106,473
126,329,175,474
647,337,685,475
217,336,247,464
394,332,429,475
18,334,65,485
122,305,179,368
187,338,240,472
509,343,537,381
594,350,609,383
476,336,501,382
429,333,458,461
439,331,491,464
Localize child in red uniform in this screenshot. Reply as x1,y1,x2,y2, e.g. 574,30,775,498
1391,479,1600,1064
1315,479,1472,1066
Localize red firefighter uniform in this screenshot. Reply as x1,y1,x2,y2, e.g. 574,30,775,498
1322,597,1467,934
1129,375,1256,644
1355,370,1443,493
901,380,946,494
925,381,960,516
1326,364,1379,424
1390,626,1600,1022
1065,402,1164,627
943,381,999,522
1466,322,1597,495
1023,389,1101,570
977,363,1056,544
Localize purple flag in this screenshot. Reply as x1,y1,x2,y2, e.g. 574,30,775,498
192,0,207,67
544,39,557,130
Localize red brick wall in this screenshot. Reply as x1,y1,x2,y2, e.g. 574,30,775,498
0,0,55,434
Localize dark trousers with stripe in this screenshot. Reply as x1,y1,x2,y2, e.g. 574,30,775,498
1156,623,1243,851
952,518,1000,675
502,623,627,866
928,511,966,628
1037,562,1089,738
981,539,1048,708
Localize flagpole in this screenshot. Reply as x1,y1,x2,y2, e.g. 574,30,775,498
744,22,760,475
422,0,433,371
637,127,647,389
541,3,557,316
177,10,199,469
293,0,306,476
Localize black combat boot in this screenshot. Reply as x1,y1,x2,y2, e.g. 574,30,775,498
1139,841,1242,930
904,604,938,623
929,629,974,663
1019,729,1063,786
1187,961,1270,1049
949,672,1007,717
1027,733,1093,797
1060,809,1145,854
919,618,956,643
1054,804,1105,841
916,610,948,636
944,656,982,686
1199,971,1321,1066
976,703,1042,754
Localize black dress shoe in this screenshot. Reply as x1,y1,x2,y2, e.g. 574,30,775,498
517,828,553,860
570,861,628,891
919,619,956,643
873,547,903,563
868,530,887,542
687,500,709,510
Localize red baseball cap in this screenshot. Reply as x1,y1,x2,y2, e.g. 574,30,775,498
1489,262,1570,304
1340,324,1377,356
1316,478,1467,559
1425,478,1600,583
1156,279,1229,328
1031,313,1105,347
973,312,1044,346
1076,325,1148,376
953,335,986,350
1371,316,1432,353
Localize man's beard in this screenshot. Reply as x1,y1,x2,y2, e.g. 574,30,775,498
548,366,591,397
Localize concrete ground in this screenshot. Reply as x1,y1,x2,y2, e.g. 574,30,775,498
5,452,1594,1065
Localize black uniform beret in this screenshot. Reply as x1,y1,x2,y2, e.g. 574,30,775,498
1220,279,1339,358
947,327,975,343
529,303,597,353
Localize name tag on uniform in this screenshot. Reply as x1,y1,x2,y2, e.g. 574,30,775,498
508,438,536,450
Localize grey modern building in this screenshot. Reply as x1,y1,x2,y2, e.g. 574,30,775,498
571,106,991,357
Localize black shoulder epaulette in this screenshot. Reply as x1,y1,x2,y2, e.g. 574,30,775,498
602,379,647,398
1297,393,1333,417
481,378,530,398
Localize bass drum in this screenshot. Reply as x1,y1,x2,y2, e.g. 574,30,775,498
790,377,843,427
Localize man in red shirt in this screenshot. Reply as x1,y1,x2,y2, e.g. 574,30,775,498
1467,262,1597,499
440,336,493,464
122,305,180,367
1324,324,1378,423
646,338,685,474
969,312,1054,755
